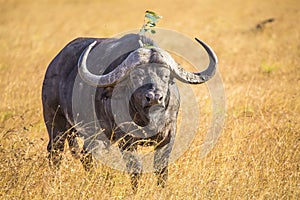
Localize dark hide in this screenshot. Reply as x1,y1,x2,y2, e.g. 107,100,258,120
42,34,180,191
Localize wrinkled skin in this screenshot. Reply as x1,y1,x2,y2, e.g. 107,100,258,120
42,37,179,191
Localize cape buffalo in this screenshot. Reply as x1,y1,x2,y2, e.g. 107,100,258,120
42,33,217,191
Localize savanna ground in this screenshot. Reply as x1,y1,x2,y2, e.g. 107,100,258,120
0,0,299,199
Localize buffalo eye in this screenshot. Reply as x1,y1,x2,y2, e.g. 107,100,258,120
160,72,170,83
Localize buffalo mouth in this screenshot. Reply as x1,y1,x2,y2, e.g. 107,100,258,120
146,105,166,131
129,101,166,131
144,104,165,113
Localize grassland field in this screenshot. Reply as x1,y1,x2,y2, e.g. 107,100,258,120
0,0,299,199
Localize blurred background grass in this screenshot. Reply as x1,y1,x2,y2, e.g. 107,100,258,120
0,0,299,199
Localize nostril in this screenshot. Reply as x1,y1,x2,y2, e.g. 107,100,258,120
145,92,154,103
158,96,163,102
146,96,151,102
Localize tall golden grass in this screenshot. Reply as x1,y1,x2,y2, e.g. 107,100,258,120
0,0,299,199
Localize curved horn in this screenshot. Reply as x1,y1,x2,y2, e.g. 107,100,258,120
169,38,218,84
78,41,154,87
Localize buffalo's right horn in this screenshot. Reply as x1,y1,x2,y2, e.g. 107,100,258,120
78,41,155,87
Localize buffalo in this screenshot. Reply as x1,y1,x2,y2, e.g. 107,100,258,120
42,33,217,191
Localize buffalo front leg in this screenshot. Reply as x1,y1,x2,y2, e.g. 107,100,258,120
123,151,142,192
154,131,174,188
119,140,142,192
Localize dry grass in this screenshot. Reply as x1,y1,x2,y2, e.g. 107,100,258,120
0,0,299,199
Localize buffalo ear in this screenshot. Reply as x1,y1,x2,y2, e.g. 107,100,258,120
169,76,176,85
